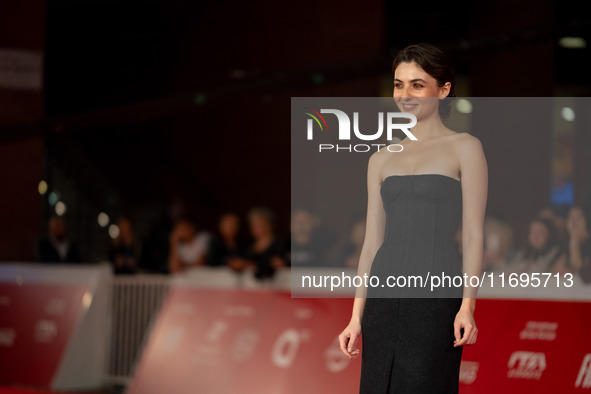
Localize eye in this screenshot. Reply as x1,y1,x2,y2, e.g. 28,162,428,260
394,83,403,89
413,83,424,88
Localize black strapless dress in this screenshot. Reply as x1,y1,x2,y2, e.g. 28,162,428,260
360,174,464,394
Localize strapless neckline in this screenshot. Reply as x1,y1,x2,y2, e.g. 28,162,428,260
382,173,461,184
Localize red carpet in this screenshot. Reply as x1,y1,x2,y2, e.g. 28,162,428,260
0,387,108,394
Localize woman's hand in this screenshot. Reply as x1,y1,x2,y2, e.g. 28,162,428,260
338,320,362,359
453,308,477,347
270,256,287,269
227,257,247,271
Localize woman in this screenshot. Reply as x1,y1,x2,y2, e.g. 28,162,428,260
504,217,562,275
167,215,210,274
109,216,141,274
207,212,247,267
338,43,488,393
552,206,591,282
228,206,289,279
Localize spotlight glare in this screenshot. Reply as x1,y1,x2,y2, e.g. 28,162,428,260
558,37,587,49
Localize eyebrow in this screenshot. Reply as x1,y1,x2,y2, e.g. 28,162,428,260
394,78,428,83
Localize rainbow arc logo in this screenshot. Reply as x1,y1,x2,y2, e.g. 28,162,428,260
303,107,328,131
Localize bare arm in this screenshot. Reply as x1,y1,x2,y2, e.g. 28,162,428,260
453,134,488,346
458,135,488,309
339,151,386,358
351,151,387,319
568,237,589,272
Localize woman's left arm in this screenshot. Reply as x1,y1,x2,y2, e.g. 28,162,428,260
453,134,488,347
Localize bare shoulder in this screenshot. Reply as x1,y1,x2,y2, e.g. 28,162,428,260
367,147,391,176
369,146,392,164
450,132,484,158
450,132,488,178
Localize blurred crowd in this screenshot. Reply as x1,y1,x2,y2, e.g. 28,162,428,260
34,201,591,285
477,205,591,285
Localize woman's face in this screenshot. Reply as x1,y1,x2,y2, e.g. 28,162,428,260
528,221,549,250
291,210,314,240
118,218,134,241
219,214,239,237
249,214,272,239
393,61,450,121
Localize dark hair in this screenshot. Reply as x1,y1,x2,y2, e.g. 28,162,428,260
391,42,456,118
524,217,559,259
248,206,276,227
176,214,198,229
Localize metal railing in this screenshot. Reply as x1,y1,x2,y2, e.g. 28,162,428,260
106,274,170,385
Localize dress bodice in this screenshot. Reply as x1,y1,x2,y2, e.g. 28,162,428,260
369,173,463,297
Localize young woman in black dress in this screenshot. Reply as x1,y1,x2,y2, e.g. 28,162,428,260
338,43,488,393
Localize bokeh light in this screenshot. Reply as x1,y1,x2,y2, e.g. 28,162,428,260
48,191,60,206
97,212,110,228
561,107,575,122
455,99,473,114
108,224,120,239
55,201,67,216
38,180,48,195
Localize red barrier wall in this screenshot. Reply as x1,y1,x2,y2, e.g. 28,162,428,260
129,288,591,393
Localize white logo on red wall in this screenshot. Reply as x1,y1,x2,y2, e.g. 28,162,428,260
0,327,16,347
519,321,557,341
324,336,349,373
34,320,57,343
194,320,227,366
507,351,546,379
272,329,310,368
44,298,66,316
231,328,259,362
575,354,591,388
459,361,479,384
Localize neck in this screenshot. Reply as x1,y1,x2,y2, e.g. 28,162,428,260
406,113,446,142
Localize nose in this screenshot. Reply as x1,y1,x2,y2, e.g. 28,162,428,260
394,86,413,101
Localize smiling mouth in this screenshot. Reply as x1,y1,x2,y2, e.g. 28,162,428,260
401,103,418,110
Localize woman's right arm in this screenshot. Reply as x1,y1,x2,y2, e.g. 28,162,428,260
338,151,387,359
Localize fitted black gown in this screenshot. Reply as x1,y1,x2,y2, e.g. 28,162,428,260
360,174,464,394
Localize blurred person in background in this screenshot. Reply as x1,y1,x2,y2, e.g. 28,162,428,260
109,216,141,274
35,215,82,263
551,206,591,283
140,197,187,273
228,206,289,280
340,219,366,268
539,205,569,245
207,212,246,267
290,208,336,267
504,217,562,275
482,214,514,273
168,215,211,274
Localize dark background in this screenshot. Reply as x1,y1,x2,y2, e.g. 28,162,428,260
1,0,590,262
